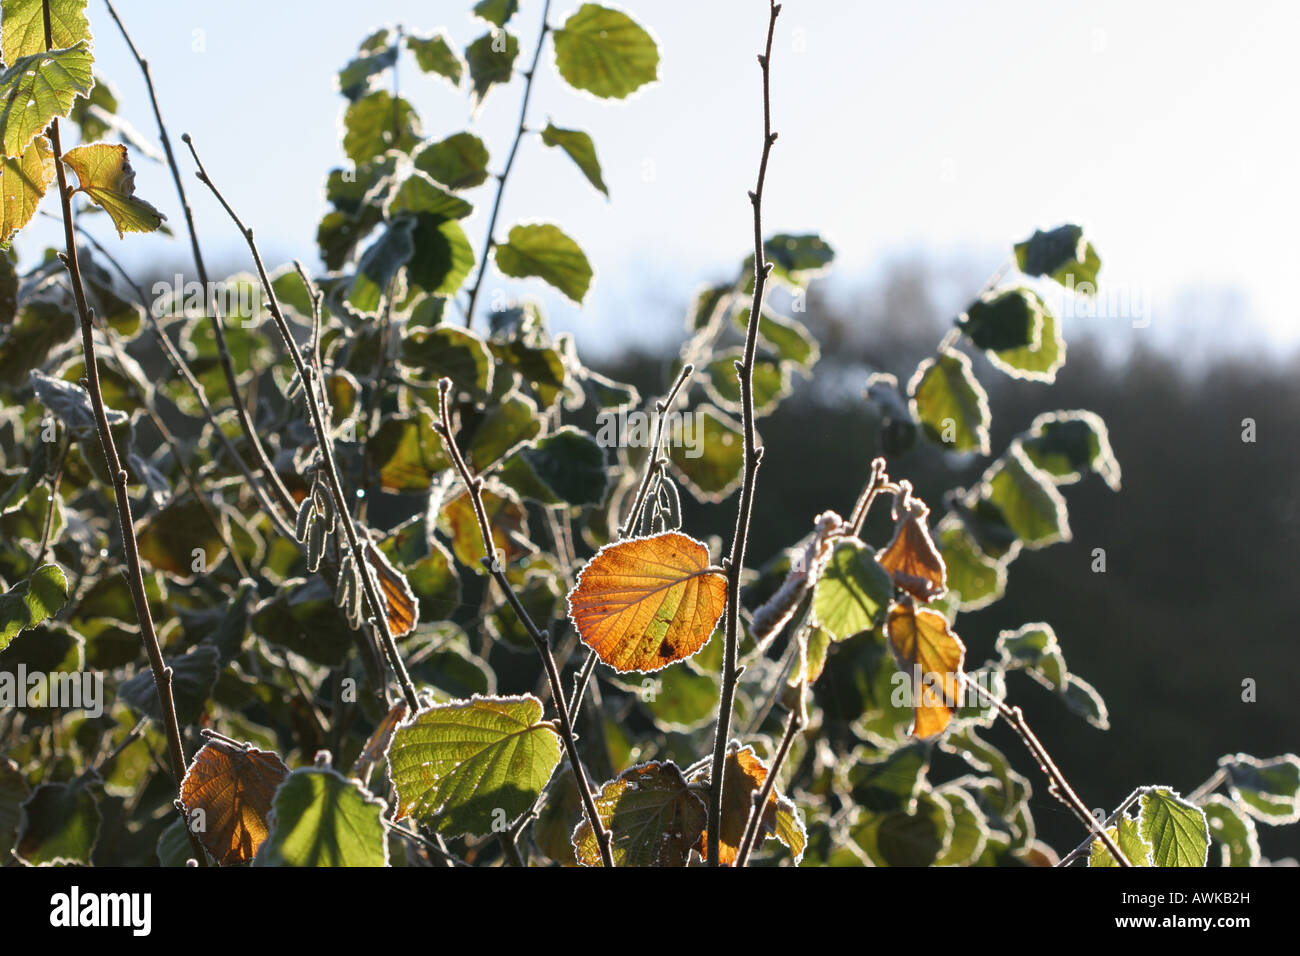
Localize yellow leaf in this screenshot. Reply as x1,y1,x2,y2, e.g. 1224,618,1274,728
0,135,54,245
885,598,966,738
567,531,726,673
694,745,800,865
61,142,165,237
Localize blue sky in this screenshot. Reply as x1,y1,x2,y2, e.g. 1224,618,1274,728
27,0,1300,359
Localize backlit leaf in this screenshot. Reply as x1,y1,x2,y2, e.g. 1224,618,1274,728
180,738,290,865
255,768,388,867
0,563,68,652
567,531,727,673
406,31,462,87
1018,410,1121,491
960,287,1040,352
908,347,990,455
0,42,94,158
1138,788,1209,867
1201,795,1259,867
465,30,518,110
15,780,99,865
695,745,792,865
885,599,966,739
1015,224,1101,291
342,91,420,164
877,495,947,601
934,516,1005,611
667,403,743,502
812,538,893,641
494,222,592,304
2,0,90,64
976,445,1071,549
573,761,705,867
1219,753,1300,824
0,135,54,245
414,131,489,190
552,4,659,100
387,694,562,837
987,293,1064,382
541,122,608,196
1089,815,1151,867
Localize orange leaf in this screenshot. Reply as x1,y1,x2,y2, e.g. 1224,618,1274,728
363,541,419,638
885,599,966,739
694,744,792,865
567,531,727,673
351,700,408,783
877,486,947,601
179,738,289,865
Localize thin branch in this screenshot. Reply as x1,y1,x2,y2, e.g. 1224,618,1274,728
462,0,553,328
183,136,420,713
432,378,614,868
735,698,803,866
1056,786,1148,867
41,0,206,868
102,0,296,520
958,674,1130,867
707,0,782,867
32,439,67,567
618,362,694,537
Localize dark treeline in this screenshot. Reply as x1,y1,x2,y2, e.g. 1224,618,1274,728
594,264,1300,860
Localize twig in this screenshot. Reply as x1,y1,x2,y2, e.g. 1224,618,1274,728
735,698,804,866
462,0,553,328
32,440,67,567
102,0,296,519
617,362,694,537
1057,786,1147,867
707,0,782,867
41,0,206,868
432,378,614,868
958,674,1130,867
183,136,420,713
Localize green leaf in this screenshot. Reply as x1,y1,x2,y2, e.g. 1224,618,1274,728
255,768,388,867
1019,410,1121,491
1014,224,1101,292
1139,788,1209,867
0,564,68,652
342,91,420,165
249,578,358,666
687,283,732,331
987,293,1065,382
647,663,718,731
473,0,519,28
347,217,414,314
756,233,835,289
494,222,592,303
541,122,608,196
552,4,658,100
0,758,27,855
934,787,989,867
666,404,743,502
849,793,948,867
995,622,1066,690
812,538,893,641
2,0,90,63
908,347,990,454
0,135,54,245
705,347,790,416
388,694,562,837
960,287,1041,352
367,409,450,494
400,325,492,393
16,781,99,865
465,30,519,110
156,818,191,867
387,169,473,221
1060,674,1109,730
572,761,706,866
0,42,93,158
1201,795,1259,867
733,306,820,370
406,31,463,87
30,367,127,438
414,131,489,190
1089,815,1152,867
518,427,608,506
407,217,474,295
934,517,1005,611
465,392,541,470
337,37,398,101
847,743,929,812
1219,753,1300,823
976,446,1071,549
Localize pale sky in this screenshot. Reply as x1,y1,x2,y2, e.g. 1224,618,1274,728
24,0,1300,359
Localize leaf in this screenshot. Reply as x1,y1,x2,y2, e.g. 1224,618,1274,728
976,445,1071,549
518,427,608,506
465,30,519,110
0,563,68,652
1015,224,1101,291
346,216,414,314
885,599,967,739
494,222,592,303
934,516,1005,611
250,578,357,666
0,135,54,245
15,781,99,865
934,787,989,866
987,292,1065,382
812,538,893,641
180,739,289,865
696,745,790,865
30,367,127,437
400,325,492,393
877,496,947,601
552,4,659,99
995,622,1066,690
0,758,27,856
0,42,94,159
646,660,717,731
367,409,450,494
118,644,219,725
733,306,820,369
342,91,420,165
1089,815,1152,867
136,497,227,581
473,0,519,27
759,233,835,288
337,35,398,101
2,0,91,64
1219,753,1300,824
541,123,608,196
387,169,473,221
908,347,991,455
960,287,1041,351
352,702,408,783
387,694,562,837
567,531,727,673
1019,410,1121,491
1059,674,1109,730
666,403,744,502
573,761,706,866
439,484,529,570
255,768,388,867
1138,788,1209,867
414,131,489,190
850,793,949,867
406,31,463,87
1201,795,1259,867
363,541,419,639
705,348,789,416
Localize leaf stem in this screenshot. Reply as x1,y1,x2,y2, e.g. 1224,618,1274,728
41,0,207,868
462,0,553,328
707,0,782,868
432,377,614,868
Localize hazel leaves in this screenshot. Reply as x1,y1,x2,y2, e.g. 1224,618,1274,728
62,143,166,237
179,737,290,865
566,531,727,673
885,599,966,740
